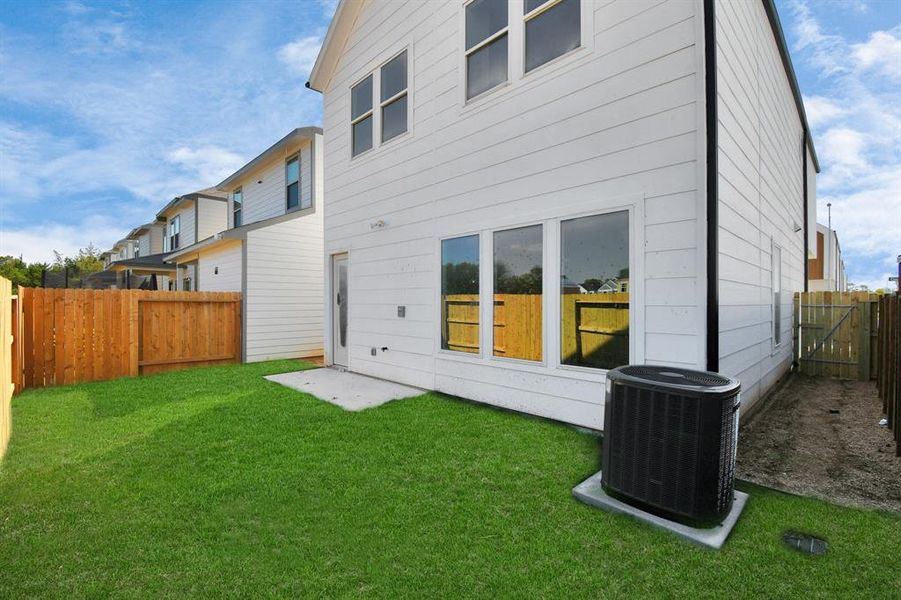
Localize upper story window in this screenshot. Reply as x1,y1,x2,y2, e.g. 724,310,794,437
380,50,408,143
286,155,300,210
233,187,243,227
168,215,180,251
351,75,373,157
133,241,141,258
465,0,508,100
524,0,581,72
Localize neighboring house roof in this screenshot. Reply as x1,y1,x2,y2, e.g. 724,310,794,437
215,127,323,191
156,187,227,219
307,0,818,171
164,205,315,262
107,253,178,272
125,221,162,240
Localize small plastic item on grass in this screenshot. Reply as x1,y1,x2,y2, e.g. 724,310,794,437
879,417,888,427
782,531,828,555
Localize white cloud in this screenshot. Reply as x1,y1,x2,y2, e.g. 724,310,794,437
277,35,323,77
852,30,901,80
166,145,245,188
0,216,124,264
819,127,867,170
802,95,846,127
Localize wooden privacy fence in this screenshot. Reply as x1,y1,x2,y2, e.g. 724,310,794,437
1,277,13,459
14,289,241,389
442,293,628,363
875,294,900,456
794,291,880,380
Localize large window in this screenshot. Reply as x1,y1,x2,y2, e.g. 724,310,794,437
493,225,543,361
773,243,782,347
168,215,180,251
381,51,408,143
233,187,243,227
465,0,508,100
524,0,581,72
560,211,629,370
286,155,300,210
351,74,374,157
441,235,480,353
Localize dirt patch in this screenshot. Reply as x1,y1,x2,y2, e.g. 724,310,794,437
737,375,901,512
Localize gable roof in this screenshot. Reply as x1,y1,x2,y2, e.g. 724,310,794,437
215,127,322,191
155,187,227,219
307,0,818,171
307,0,365,93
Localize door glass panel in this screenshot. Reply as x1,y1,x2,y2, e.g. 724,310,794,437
560,210,629,370
338,262,348,348
493,225,542,361
441,235,480,353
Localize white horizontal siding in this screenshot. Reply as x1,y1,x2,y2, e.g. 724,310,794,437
196,197,228,241
197,242,242,292
177,203,196,248
244,210,324,362
322,0,706,429
716,0,806,412
228,139,315,227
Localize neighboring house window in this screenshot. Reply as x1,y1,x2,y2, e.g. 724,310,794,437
233,187,242,227
493,224,542,361
560,211,629,370
168,216,180,250
183,277,192,292
465,0,508,100
772,243,782,347
286,155,300,210
380,50,408,143
524,0,581,72
351,74,373,156
134,242,140,258
441,235,480,353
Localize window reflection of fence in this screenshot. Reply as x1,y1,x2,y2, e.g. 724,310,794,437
442,293,628,366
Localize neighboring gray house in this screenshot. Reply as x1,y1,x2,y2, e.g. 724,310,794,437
307,0,819,429
157,188,228,290
165,127,325,362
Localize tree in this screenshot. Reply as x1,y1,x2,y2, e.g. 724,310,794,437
442,261,479,294
581,278,603,293
0,256,47,290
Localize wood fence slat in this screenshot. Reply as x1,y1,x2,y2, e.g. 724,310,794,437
1,277,13,459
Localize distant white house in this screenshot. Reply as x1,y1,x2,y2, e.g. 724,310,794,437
157,188,229,290
306,0,820,429
165,127,325,362
808,223,846,292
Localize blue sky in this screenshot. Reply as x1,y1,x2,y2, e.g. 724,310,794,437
0,0,899,289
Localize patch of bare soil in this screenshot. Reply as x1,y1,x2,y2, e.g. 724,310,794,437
737,375,901,512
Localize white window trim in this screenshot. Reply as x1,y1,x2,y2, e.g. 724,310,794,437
232,187,242,228
285,153,302,212
459,0,592,109
349,45,413,161
433,194,645,382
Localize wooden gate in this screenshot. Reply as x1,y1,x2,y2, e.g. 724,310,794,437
795,291,879,380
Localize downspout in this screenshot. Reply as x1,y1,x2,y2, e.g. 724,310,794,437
704,0,719,373
802,129,809,292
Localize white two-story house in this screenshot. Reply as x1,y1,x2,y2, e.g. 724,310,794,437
164,127,325,362
157,188,228,290
308,0,819,429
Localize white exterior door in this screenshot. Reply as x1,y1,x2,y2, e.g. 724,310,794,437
332,254,349,367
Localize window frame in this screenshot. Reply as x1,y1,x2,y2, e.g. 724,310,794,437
522,0,582,74
772,240,783,350
168,215,180,251
379,49,409,144
463,0,510,102
285,154,301,212
233,186,243,227
350,73,374,158
439,233,483,356
434,199,643,380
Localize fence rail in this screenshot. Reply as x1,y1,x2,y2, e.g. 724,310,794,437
14,288,241,389
875,294,900,457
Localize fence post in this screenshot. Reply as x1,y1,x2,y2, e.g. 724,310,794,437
859,299,871,381
128,291,139,377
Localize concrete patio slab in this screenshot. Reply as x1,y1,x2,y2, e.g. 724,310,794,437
265,368,423,411
573,471,748,550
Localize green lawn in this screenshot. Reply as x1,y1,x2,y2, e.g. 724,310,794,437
1,361,898,598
